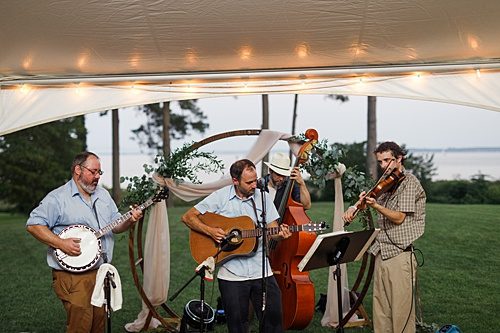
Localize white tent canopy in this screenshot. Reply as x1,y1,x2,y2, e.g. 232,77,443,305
2,0,500,135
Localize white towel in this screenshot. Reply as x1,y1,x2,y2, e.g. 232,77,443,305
91,263,123,311
195,256,215,281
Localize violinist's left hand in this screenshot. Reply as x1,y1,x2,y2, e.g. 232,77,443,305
364,196,377,208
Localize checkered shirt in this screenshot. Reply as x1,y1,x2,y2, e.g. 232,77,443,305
368,171,426,260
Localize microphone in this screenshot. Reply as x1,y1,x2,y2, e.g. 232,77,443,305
256,177,269,192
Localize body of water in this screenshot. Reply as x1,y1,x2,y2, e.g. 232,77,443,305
95,150,500,189
414,150,500,181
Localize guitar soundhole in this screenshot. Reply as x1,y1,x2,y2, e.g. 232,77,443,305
220,229,243,252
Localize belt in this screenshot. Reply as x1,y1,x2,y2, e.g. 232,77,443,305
403,245,414,252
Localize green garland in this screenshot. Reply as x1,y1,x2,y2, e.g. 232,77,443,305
119,142,224,208
301,138,375,227
302,138,371,204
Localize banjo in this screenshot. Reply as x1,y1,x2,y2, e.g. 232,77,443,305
53,188,168,272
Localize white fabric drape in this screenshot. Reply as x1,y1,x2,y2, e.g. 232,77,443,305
3,71,500,136
320,164,359,327
125,200,170,332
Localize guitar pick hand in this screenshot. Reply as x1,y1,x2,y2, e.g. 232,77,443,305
60,238,81,257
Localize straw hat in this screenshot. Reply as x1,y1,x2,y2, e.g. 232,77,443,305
264,152,292,176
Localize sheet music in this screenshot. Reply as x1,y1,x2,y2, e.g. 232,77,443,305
298,229,380,272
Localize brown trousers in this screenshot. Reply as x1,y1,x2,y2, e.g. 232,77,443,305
52,269,105,333
372,252,417,333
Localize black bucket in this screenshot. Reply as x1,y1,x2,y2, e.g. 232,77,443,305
180,299,215,332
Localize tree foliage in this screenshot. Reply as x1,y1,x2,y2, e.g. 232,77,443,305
308,141,437,203
132,101,208,153
428,175,500,204
403,150,437,194
0,117,87,213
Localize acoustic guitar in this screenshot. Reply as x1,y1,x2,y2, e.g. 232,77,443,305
189,212,327,265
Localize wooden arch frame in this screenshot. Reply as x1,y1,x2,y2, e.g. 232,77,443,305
127,128,375,331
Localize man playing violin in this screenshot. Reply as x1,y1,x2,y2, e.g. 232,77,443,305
343,141,426,333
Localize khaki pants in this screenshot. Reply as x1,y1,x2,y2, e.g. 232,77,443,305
373,252,417,333
52,269,105,333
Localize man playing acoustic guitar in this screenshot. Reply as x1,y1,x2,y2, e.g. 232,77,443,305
182,159,291,333
26,152,143,333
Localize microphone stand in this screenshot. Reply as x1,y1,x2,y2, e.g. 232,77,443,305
104,271,116,333
170,265,208,333
327,237,350,333
170,249,222,333
257,185,268,333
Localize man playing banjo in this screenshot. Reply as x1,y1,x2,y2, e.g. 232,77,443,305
26,151,143,333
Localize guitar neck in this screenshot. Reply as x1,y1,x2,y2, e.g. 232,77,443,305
241,224,307,239
94,198,154,238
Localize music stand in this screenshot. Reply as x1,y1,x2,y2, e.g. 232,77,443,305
298,229,379,333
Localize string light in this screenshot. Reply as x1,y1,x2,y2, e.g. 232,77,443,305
19,84,30,94
295,43,310,58
74,83,83,96
22,56,32,70
239,46,252,60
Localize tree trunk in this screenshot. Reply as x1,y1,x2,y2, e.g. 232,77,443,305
111,109,121,202
367,96,377,179
261,94,269,176
162,102,171,157
162,102,174,207
290,94,298,161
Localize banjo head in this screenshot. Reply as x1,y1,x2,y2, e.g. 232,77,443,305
54,225,102,272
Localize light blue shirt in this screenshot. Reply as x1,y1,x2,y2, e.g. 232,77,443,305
26,179,121,270
195,185,279,281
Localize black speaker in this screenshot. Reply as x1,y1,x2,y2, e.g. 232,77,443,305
180,299,215,332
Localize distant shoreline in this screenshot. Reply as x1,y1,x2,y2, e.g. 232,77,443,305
410,147,500,153
98,147,500,155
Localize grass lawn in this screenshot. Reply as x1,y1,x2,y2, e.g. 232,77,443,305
1,203,499,332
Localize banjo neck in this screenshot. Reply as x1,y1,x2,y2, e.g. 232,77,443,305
93,198,154,239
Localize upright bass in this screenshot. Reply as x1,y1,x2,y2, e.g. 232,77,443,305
269,129,319,330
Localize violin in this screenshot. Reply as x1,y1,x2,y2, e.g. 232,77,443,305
344,164,405,226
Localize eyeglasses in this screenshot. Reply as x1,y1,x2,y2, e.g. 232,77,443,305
80,164,103,176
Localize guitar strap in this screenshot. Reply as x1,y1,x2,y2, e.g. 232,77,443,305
250,198,263,231
92,201,108,263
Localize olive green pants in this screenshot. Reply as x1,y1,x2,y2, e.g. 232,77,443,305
52,269,105,333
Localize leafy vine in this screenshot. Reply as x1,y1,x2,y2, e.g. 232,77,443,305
301,138,375,227
119,142,224,208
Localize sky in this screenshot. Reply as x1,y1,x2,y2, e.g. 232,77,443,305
86,94,500,155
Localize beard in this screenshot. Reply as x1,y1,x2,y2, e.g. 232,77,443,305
78,174,98,195
271,176,286,188
237,185,255,198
